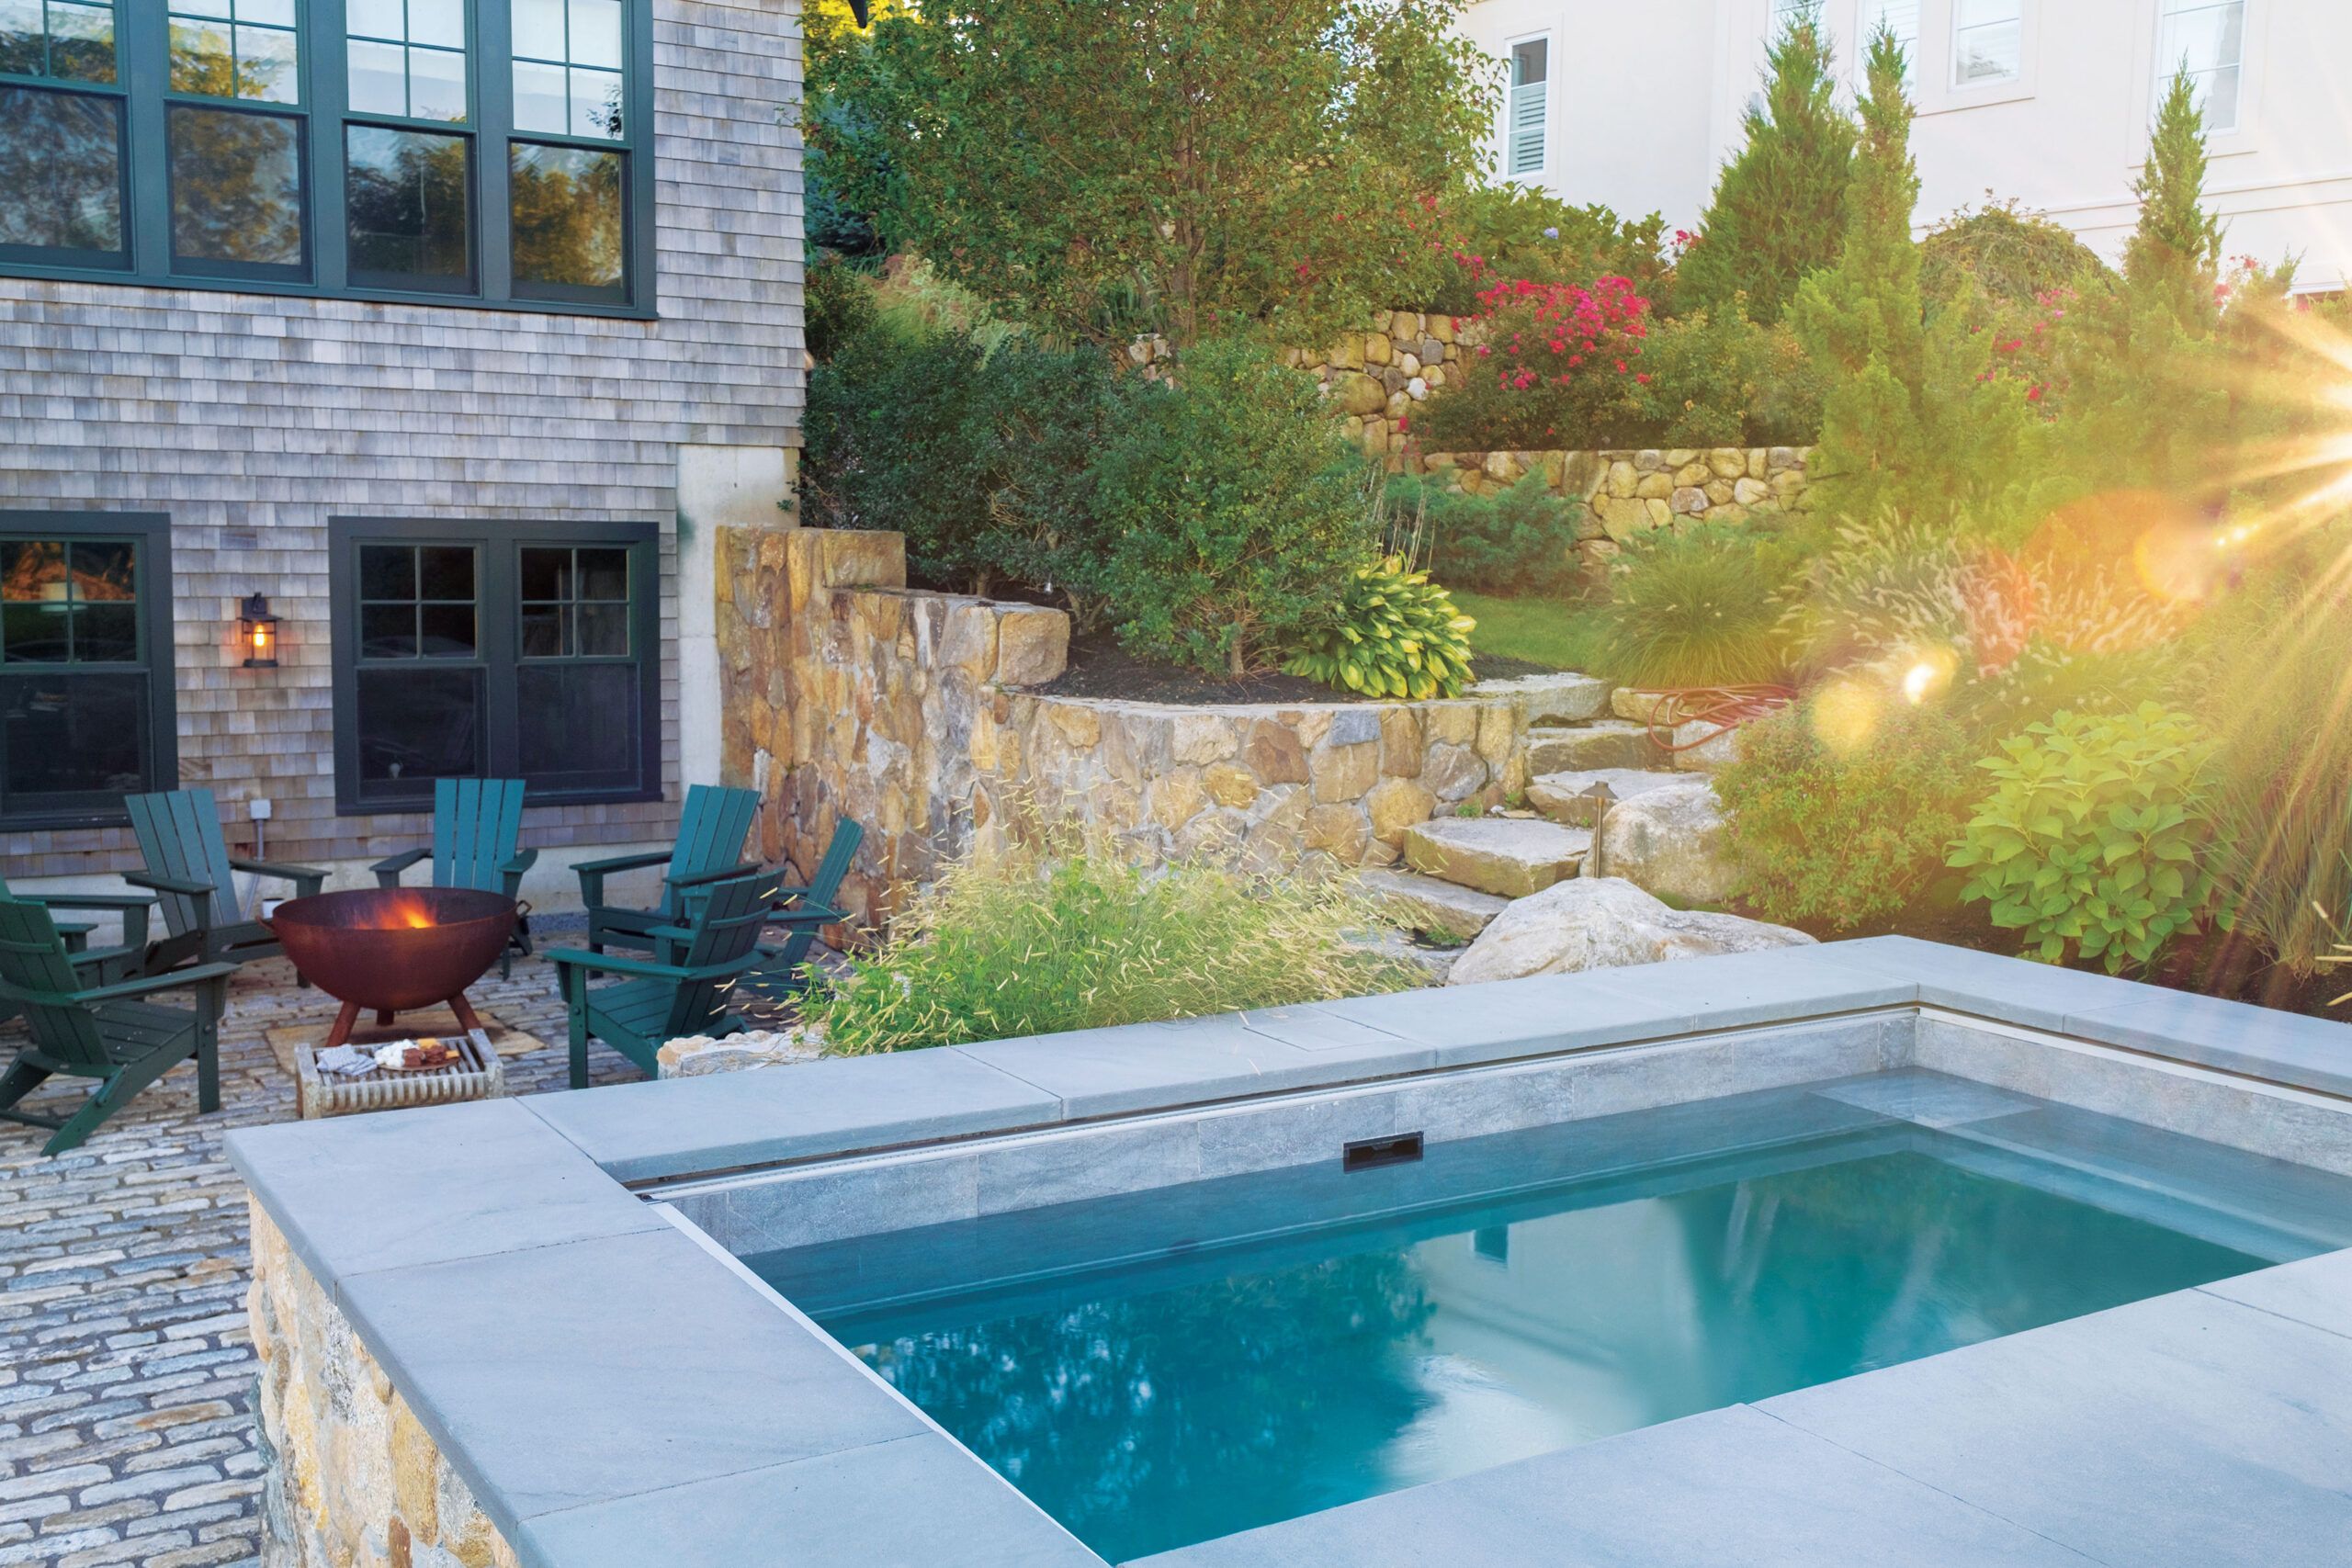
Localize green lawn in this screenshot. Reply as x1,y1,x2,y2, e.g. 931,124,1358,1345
1454,591,1607,673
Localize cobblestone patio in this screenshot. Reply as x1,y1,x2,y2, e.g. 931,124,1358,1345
0,943,670,1568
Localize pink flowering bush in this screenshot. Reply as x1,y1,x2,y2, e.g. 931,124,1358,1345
1418,274,1653,448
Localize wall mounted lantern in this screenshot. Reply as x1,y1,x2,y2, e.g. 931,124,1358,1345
239,592,280,668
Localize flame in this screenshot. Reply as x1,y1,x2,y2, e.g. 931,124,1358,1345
368,892,440,931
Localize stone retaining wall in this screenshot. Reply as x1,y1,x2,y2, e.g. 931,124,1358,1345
716,527,1561,926
248,1204,519,1568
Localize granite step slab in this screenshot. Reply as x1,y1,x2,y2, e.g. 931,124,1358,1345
1357,867,1513,942
1525,767,1688,826
1524,720,1658,773
1467,670,1613,725
1401,818,1591,899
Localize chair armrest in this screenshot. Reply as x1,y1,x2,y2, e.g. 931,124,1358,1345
765,904,848,929
369,846,431,886
546,945,768,985
124,871,217,899
501,848,540,878
572,849,672,878
28,892,156,948
669,862,767,890
232,857,329,897
69,962,241,1007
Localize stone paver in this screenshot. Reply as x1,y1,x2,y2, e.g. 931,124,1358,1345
0,935,752,1568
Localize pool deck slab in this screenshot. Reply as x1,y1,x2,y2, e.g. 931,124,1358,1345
221,938,2352,1568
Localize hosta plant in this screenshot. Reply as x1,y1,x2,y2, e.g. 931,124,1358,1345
1285,555,1476,700
1948,704,2216,974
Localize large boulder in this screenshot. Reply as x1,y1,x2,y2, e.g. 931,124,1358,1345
1446,876,1812,986
1357,867,1510,942
1403,817,1590,898
1523,720,1657,773
1587,777,1736,905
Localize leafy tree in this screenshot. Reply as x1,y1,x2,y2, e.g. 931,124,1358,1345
812,0,1497,347
1678,5,1854,325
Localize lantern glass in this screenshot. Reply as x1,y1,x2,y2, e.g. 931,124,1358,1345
240,594,279,667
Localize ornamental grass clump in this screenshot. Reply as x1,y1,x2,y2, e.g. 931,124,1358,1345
802,832,1421,1055
1593,527,1792,691
1284,554,1476,700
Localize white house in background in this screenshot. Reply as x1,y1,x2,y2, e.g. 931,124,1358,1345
1465,0,2352,292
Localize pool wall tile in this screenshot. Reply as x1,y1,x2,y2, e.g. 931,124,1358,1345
1571,1016,1899,1120
665,1146,983,1254
1193,1086,1401,1179
976,1115,1204,1215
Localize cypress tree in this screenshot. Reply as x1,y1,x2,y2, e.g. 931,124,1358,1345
1678,4,1855,325
2124,66,2227,333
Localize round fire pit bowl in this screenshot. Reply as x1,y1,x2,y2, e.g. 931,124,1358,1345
269,886,518,1050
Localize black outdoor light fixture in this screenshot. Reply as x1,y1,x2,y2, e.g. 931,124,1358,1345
239,592,280,668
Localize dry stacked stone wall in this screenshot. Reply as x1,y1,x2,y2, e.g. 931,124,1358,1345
715,527,1538,926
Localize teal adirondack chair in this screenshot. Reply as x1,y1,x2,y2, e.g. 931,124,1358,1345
572,784,760,953
0,897,236,1156
371,778,538,976
127,788,328,973
0,876,164,1025
750,818,864,998
548,871,775,1088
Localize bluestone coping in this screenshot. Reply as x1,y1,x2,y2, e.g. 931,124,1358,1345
223,939,2352,1568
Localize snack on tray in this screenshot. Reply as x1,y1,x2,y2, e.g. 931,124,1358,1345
371,1038,464,1071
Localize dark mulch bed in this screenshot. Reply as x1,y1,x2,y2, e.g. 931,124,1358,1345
1029,631,1562,706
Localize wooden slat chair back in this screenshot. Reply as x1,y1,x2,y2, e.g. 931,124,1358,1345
548,871,775,1087
372,778,537,976
125,788,327,972
753,818,865,994
0,897,237,1156
574,784,760,954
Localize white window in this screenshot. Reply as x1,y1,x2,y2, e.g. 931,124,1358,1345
1507,37,1547,177
1952,0,2023,85
2157,0,2245,132
1860,0,1920,87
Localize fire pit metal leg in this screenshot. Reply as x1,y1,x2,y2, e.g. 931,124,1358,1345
322,1000,363,1054
447,992,485,1037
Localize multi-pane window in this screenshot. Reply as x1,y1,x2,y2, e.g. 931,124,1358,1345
332,522,654,810
0,0,127,266
0,516,175,825
2158,0,2245,132
1952,0,2023,85
0,0,646,310
166,0,306,276
1505,38,1546,179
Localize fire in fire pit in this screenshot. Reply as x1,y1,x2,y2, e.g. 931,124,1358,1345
268,887,518,1051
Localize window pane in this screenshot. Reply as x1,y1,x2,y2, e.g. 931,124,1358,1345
0,87,124,260
346,0,401,38
175,0,230,15
409,44,467,121
240,0,294,28
418,545,473,599
0,0,41,75
346,125,471,288
346,38,407,114
518,547,568,600
4,604,69,662
2,542,66,603
567,0,621,68
69,540,134,600
509,141,623,299
517,663,636,791
235,23,299,102
73,604,137,661
569,65,620,137
168,105,305,270
1510,39,1544,86
410,0,465,49
417,602,475,655
2200,64,2241,130
513,0,564,59
2,672,146,801
519,604,565,657
511,57,566,132
575,602,627,655
168,17,234,95
356,666,481,787
359,544,415,600
360,603,416,657
46,1,118,85
576,547,627,600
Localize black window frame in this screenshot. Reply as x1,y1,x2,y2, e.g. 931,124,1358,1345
0,510,179,830
0,0,656,317
327,515,660,815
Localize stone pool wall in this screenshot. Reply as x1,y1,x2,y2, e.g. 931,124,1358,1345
248,1203,520,1568
716,526,1559,925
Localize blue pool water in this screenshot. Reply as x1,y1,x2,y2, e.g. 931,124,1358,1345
753,1076,2352,1562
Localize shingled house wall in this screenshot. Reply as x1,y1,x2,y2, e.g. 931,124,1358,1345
0,0,804,890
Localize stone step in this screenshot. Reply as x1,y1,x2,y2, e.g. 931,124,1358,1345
1468,671,1613,726
1525,768,1688,827
1357,868,1513,942
1524,720,1658,773
1401,817,1591,899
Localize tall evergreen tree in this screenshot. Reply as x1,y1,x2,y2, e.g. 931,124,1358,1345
1678,4,1855,325
2125,66,2228,330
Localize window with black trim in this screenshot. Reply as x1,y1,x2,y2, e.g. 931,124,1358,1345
0,513,177,827
0,0,651,311
329,517,657,811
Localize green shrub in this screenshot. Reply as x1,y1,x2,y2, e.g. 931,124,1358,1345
1417,191,1672,315
1095,336,1373,675
1949,704,2216,973
1628,305,1822,448
1717,696,1979,929
806,252,878,364
1380,474,1582,595
1284,553,1476,700
1593,526,1793,690
1920,198,2109,306
802,833,1421,1054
